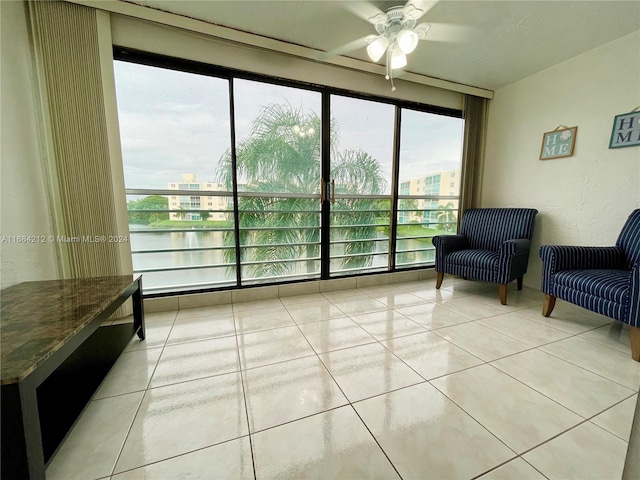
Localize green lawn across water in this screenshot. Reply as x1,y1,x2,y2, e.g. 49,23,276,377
395,224,449,243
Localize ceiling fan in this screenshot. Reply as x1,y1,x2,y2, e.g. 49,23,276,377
327,1,445,90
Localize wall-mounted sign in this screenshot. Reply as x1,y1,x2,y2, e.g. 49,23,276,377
609,109,640,149
539,126,577,160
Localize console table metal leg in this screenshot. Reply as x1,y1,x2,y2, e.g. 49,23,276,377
132,276,145,340
1,382,46,480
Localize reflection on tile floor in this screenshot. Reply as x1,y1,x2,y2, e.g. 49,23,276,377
46,278,640,480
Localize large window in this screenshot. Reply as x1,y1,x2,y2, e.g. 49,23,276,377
330,95,394,276
115,61,236,294
396,109,463,267
113,51,464,295
231,80,322,285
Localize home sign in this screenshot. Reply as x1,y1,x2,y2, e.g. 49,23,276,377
609,109,640,149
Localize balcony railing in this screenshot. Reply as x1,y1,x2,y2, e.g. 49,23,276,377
125,189,458,293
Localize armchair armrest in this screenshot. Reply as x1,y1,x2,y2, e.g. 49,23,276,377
496,239,532,284
629,263,640,327
499,239,531,257
539,245,626,272
432,234,468,254
432,234,468,272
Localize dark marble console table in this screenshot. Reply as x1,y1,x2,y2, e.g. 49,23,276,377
1,275,145,480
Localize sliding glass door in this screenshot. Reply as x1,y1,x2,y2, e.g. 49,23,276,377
231,80,322,285
114,50,464,295
396,109,464,267
329,95,395,276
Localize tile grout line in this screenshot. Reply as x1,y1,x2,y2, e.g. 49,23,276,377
294,310,408,479
428,364,632,479
532,337,640,391
289,291,420,477
106,435,254,479
469,455,550,480
426,309,638,393
108,310,179,478
232,305,259,480
348,403,406,480
491,355,637,411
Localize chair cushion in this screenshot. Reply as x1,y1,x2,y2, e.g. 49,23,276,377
554,269,630,303
446,249,499,270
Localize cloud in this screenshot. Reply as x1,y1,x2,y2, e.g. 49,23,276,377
115,61,463,194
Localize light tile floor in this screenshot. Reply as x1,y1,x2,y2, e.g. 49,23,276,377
46,278,640,480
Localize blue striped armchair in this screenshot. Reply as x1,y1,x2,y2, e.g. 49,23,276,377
540,209,640,361
433,208,538,305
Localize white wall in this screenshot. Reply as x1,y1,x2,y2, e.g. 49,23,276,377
483,30,640,289
1,0,58,288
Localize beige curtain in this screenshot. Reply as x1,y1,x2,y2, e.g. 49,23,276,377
29,0,122,279
459,94,489,224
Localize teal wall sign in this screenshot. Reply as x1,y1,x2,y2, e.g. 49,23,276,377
539,126,577,160
609,109,640,149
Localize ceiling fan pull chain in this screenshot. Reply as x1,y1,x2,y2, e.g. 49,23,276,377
385,47,391,81
384,47,396,91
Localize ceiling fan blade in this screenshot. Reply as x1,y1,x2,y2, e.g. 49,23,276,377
414,22,431,39
316,34,377,61
342,1,386,24
420,23,475,44
403,0,440,20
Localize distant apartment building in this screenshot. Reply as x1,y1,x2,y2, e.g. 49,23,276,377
167,173,228,221
398,168,461,227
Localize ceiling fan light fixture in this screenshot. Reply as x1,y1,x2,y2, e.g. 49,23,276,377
390,48,407,69
397,29,419,54
366,36,389,62
363,4,432,90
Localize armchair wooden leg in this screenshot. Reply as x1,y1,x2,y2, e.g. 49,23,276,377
517,276,523,290
498,284,507,305
630,326,640,362
436,272,444,289
542,294,556,317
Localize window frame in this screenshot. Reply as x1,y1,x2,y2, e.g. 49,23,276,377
113,46,464,297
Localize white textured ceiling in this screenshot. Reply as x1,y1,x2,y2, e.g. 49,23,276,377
123,0,640,91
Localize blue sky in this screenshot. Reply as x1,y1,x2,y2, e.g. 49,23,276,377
114,61,463,194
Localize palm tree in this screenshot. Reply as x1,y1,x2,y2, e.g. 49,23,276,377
435,202,458,233
174,206,185,221
216,103,386,278
397,198,419,225
330,149,387,270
